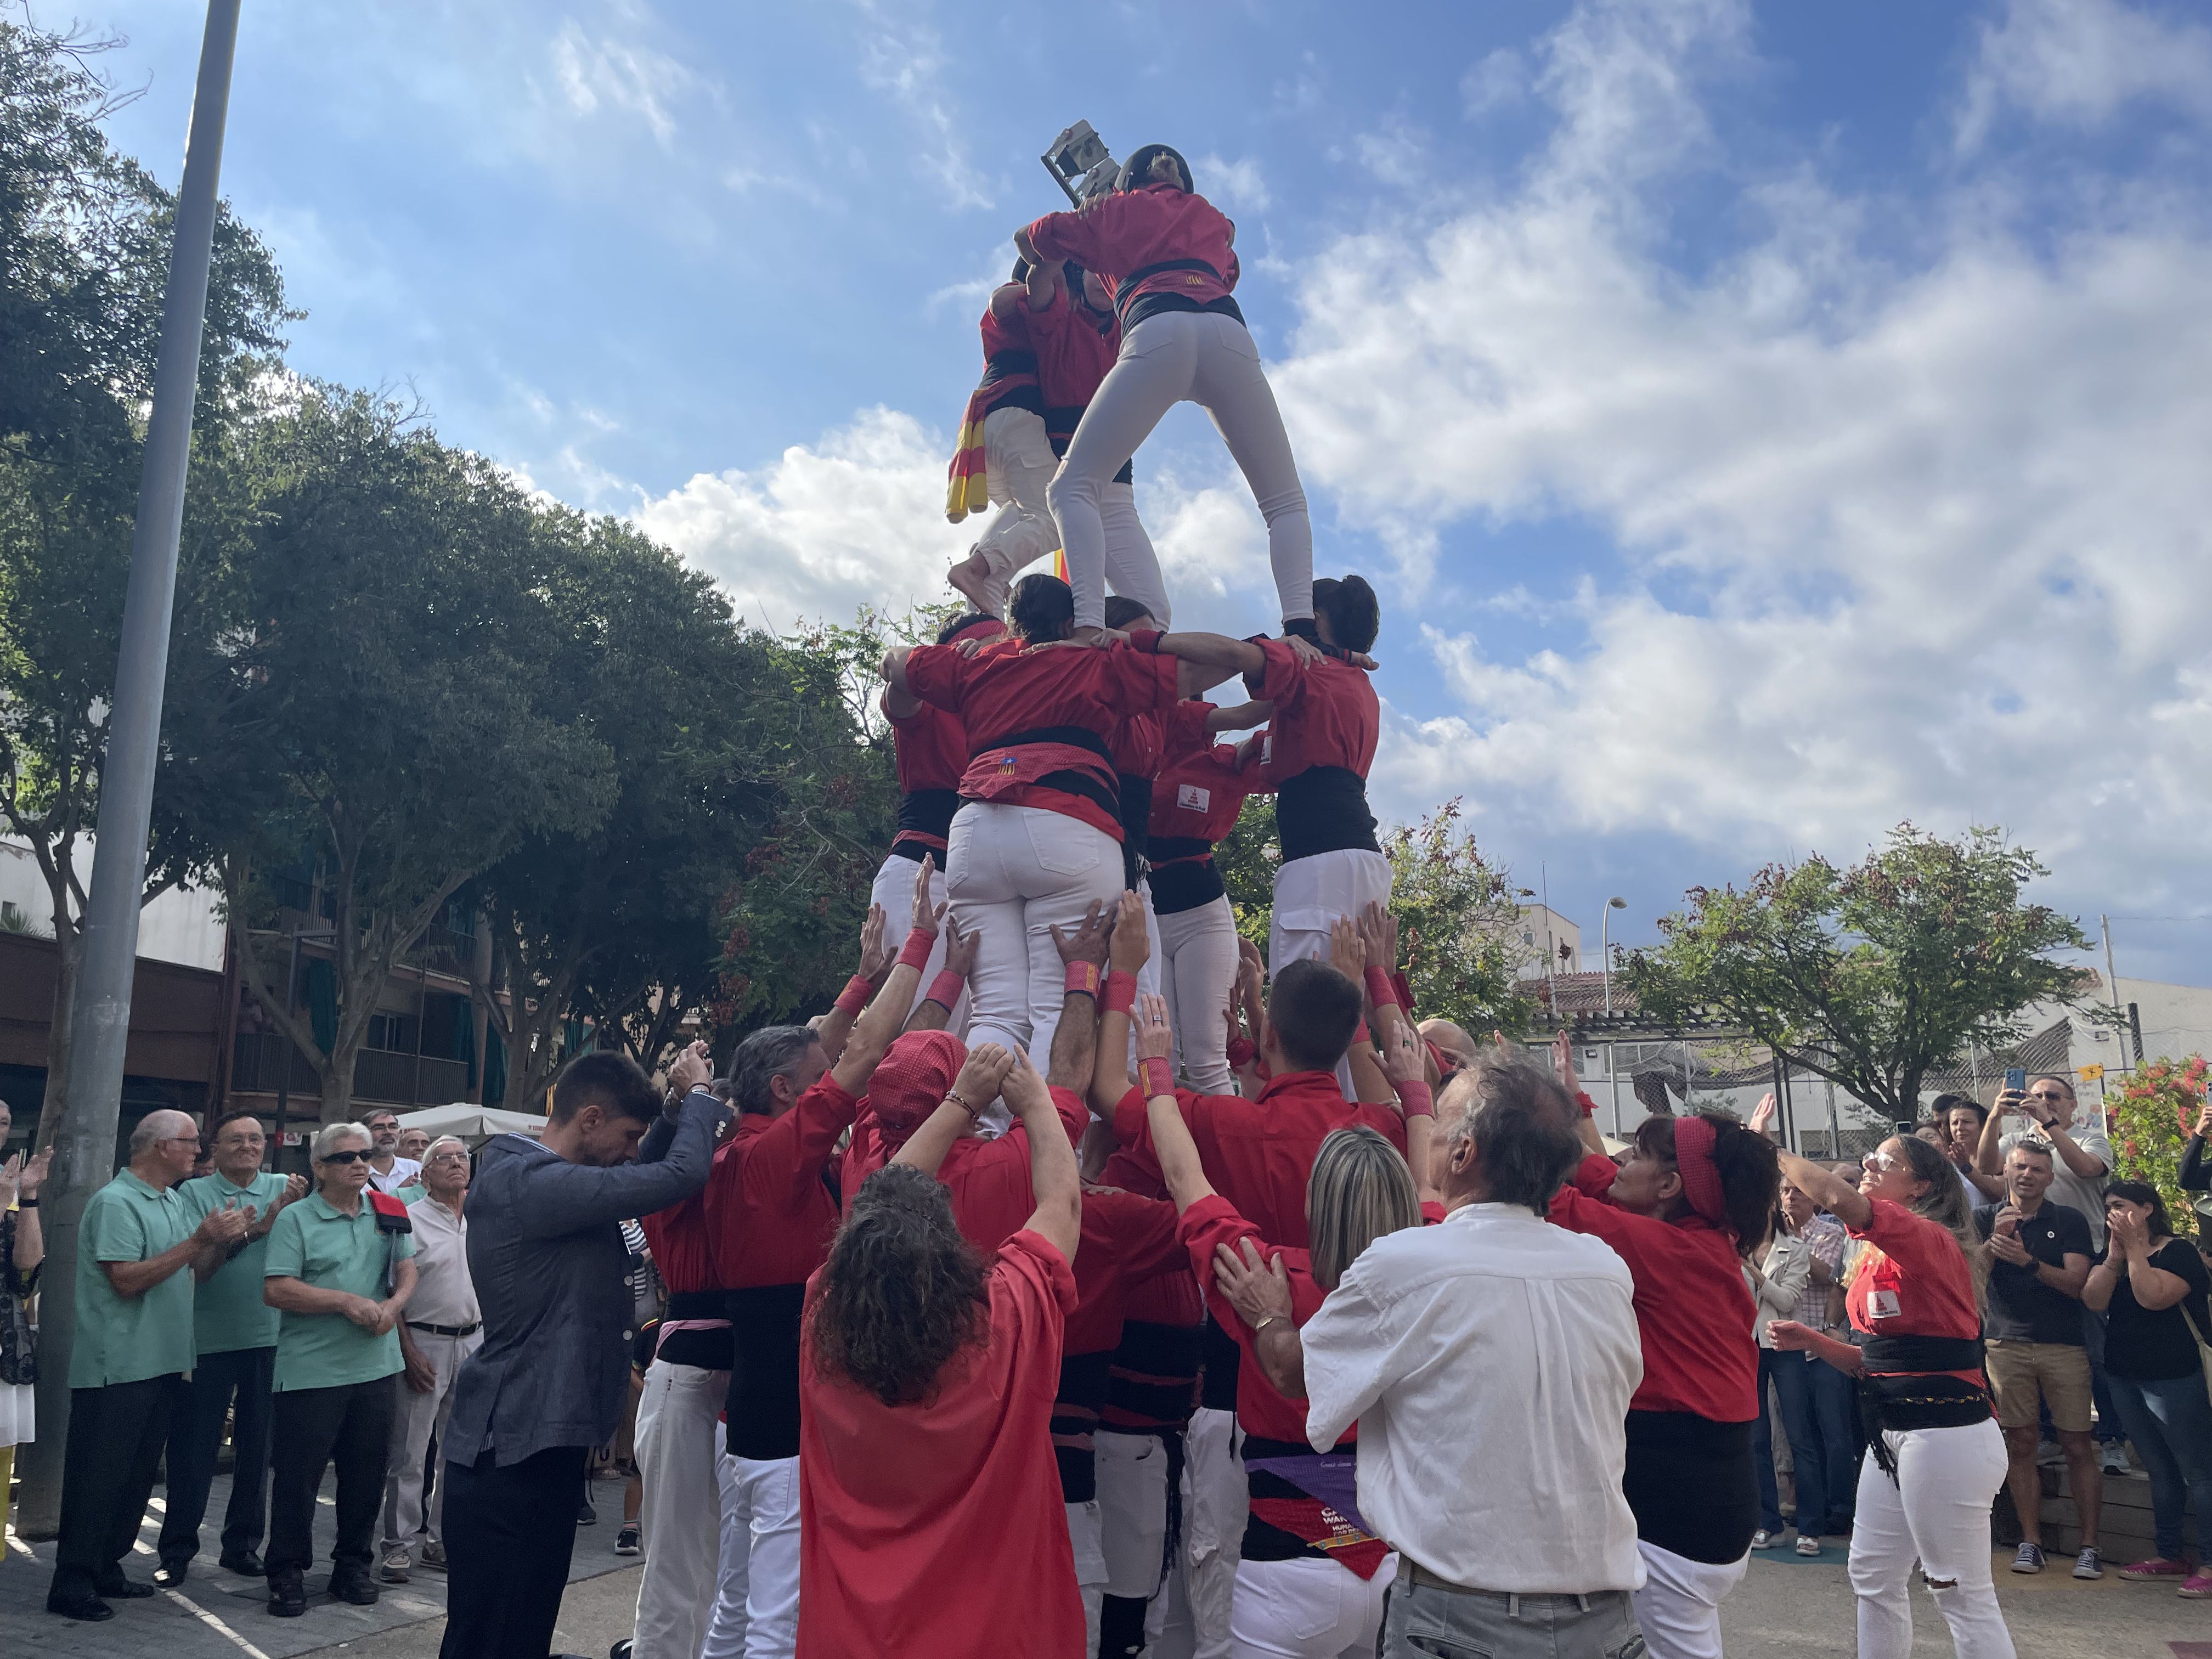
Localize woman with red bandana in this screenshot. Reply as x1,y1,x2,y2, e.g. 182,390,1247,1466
795,1039,1082,1659
1015,145,1312,641
1550,1092,1780,1659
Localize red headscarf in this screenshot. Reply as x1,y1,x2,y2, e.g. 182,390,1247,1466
866,1030,967,1144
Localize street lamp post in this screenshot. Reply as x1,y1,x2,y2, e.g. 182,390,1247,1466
1601,897,1626,1137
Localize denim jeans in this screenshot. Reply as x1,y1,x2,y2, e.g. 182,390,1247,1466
2105,1371,2212,1560
1383,1573,1644,1659
1769,1348,1861,1534
1752,1359,1784,1533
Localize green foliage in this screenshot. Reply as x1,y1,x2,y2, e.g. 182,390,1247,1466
2109,1055,2210,1232
1383,800,1534,1035
1215,794,1279,949
1624,824,2103,1120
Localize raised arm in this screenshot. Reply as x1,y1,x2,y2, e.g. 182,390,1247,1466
1048,900,1109,1090
1775,1148,1871,1232
1155,631,1266,700
1332,916,1392,1105
904,913,977,1034
1974,1090,2012,1177
832,870,940,1096
1006,1048,1081,1262
1137,994,1216,1214
893,1045,1015,1178
1088,892,1149,1119
515,1091,728,1237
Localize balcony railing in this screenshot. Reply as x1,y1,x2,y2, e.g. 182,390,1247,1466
403,924,480,978
230,1034,471,1108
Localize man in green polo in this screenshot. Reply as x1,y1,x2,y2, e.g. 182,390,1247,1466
46,1110,255,1623
262,1121,418,1617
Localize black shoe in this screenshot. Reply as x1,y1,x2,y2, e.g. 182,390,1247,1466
330,1564,381,1606
610,1642,635,1659
267,1570,307,1618
154,1556,191,1588
46,1590,115,1622
577,1494,598,1525
95,1571,157,1599
219,1549,266,1576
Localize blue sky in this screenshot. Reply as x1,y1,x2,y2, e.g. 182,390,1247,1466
84,0,2212,981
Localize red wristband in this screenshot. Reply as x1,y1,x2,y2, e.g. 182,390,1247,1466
1576,1091,1599,1118
1391,971,1415,1017
1362,967,1398,1008
896,929,935,972
1102,970,1138,1015
834,974,872,1015
1353,1020,1370,1047
1139,1056,1175,1099
1226,1036,1256,1068
1064,960,1102,998
925,970,964,1008
1396,1080,1434,1119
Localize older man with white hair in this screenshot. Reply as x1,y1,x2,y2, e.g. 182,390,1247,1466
1295,1052,1649,1659
380,1135,478,1583
46,1110,255,1623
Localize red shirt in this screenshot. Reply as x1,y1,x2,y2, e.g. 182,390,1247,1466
1029,286,1120,416
1847,1199,1984,1384
979,285,1032,365
1027,185,1240,318
1175,1195,1347,1447
797,1229,1082,1659
1254,639,1379,785
842,1087,1092,1257
704,1077,857,1292
641,1186,720,1296
1110,1074,1407,1249
902,639,1182,840
1548,1154,1759,1422
1065,1188,1184,1357
884,695,968,793
1150,740,1264,852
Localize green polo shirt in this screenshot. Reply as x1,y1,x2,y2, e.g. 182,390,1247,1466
177,1169,291,1356
263,1191,416,1392
391,1183,426,1207
71,1169,198,1388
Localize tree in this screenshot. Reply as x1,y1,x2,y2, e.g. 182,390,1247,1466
1623,823,2107,1121
2108,1054,2210,1228
166,388,618,1119
466,515,779,1109
0,16,291,1141
1382,800,1534,1034
1216,793,1279,949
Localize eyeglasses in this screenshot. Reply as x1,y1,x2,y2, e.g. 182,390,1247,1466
2024,1090,2069,1103
1861,1150,1901,1172
318,1148,370,1165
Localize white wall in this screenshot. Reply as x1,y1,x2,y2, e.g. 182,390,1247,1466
0,836,226,972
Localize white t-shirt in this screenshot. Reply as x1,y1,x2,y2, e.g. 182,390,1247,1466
369,1156,422,1195
1999,1121,2114,1250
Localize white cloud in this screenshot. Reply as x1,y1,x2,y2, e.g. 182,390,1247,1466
851,4,992,211
1265,0,2212,918
1194,155,1272,213
1462,48,1527,116
548,19,696,149
1957,0,2212,152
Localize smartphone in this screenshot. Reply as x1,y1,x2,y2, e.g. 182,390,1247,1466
2004,1067,2027,1094
1893,1119,1916,1136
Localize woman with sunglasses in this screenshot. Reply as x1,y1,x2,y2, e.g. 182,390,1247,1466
1549,1103,1780,1659
2084,1180,2212,1596
1766,1136,2014,1659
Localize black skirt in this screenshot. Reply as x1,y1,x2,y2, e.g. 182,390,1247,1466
1622,1409,1760,1565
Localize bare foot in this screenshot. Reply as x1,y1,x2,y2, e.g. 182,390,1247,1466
947,552,996,616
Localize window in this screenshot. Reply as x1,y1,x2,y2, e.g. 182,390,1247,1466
365,1012,419,1053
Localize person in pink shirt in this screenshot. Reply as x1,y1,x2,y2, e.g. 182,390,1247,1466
1015,144,1312,641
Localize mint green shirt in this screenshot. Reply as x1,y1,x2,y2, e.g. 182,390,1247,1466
177,1169,291,1356
392,1183,426,1207
263,1191,416,1392
71,1169,198,1387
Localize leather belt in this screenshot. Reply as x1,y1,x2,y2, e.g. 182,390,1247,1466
1405,1559,1613,1609
406,1320,481,1338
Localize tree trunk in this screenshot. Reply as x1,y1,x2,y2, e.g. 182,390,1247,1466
35,921,82,1151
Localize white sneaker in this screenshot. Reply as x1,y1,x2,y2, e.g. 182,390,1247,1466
1750,1530,1776,1550
1796,1534,1822,1556
2101,1443,2131,1475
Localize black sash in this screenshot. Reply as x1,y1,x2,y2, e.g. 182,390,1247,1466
1149,854,1224,916
894,787,960,846
1277,766,1379,861
1118,774,1154,889
1852,1333,1992,1477
724,1282,808,1462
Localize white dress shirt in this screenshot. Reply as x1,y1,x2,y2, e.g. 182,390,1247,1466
1300,1201,1646,1594
370,1156,423,1195
402,1190,481,1328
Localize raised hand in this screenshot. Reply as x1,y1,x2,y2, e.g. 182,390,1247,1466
280,1172,310,1206
1380,1020,1425,1086
941,913,979,981
1136,993,1176,1063
1051,899,1110,967
1749,1092,1778,1138
1000,1045,1054,1118
909,857,944,940
1214,1237,1295,1331
950,1043,1014,1113
667,1040,713,1099
199,1200,253,1248
1550,1029,1577,1094
856,904,891,983
1328,913,1365,978
1281,633,1324,666
2197,1101,2212,1140
1108,890,1151,974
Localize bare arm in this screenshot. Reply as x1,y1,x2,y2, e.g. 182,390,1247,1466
1136,996,1216,1214
1008,1050,1081,1262
109,1202,252,1299
1088,893,1149,1119
265,1274,382,1328
2041,1119,2109,1181
1974,1094,2011,1177
1215,1240,1305,1398
817,905,891,1065
1776,1148,1872,1231
892,1046,1015,1178
377,1255,419,1335
904,913,977,1035
1765,1319,1867,1374
1048,900,1109,1091
830,882,937,1098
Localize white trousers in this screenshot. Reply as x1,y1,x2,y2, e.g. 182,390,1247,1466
1228,1554,1396,1659
1050,310,1310,631
703,1452,802,1659
947,802,1125,1068
1185,1407,1248,1659
629,1361,732,1659
1632,1540,1748,1659
1850,1421,2015,1659
1158,894,1240,1093
1070,1497,1110,1658
971,410,1171,625
1268,850,1392,1093
1098,1431,1173,1599
380,1327,478,1554
867,851,968,1034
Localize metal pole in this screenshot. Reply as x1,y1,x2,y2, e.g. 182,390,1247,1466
16,0,242,1538
1601,898,1623,1134
2101,913,2121,1012
1825,1079,1840,1161
1541,864,1556,1015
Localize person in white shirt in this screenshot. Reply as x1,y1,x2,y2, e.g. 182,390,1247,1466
364,1109,424,1195
378,1137,480,1583
1292,1049,1647,1659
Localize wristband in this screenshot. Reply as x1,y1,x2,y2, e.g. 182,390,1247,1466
1362,967,1398,1008
15,1196,36,1207
1226,1036,1256,1068
834,974,873,1015
1352,1020,1370,1047
1575,1091,1599,1118
1395,1080,1434,1119
1063,960,1102,999
896,929,935,972
925,970,964,1008
1390,971,1415,1017
1102,970,1138,1015
943,1091,980,1120
1139,1056,1176,1099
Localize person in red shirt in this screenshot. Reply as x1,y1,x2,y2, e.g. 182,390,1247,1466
883,574,1250,1070
874,610,1004,1029
1767,1138,2012,1659
1548,1090,1779,1659
944,270,1058,612
1130,992,1418,1659
1147,724,1268,1093
1015,145,1311,640
795,1037,1083,1659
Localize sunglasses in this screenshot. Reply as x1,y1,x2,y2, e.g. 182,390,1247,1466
318,1148,370,1165
1861,1150,1901,1172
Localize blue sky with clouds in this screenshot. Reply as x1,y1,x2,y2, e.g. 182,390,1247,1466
83,0,2212,979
